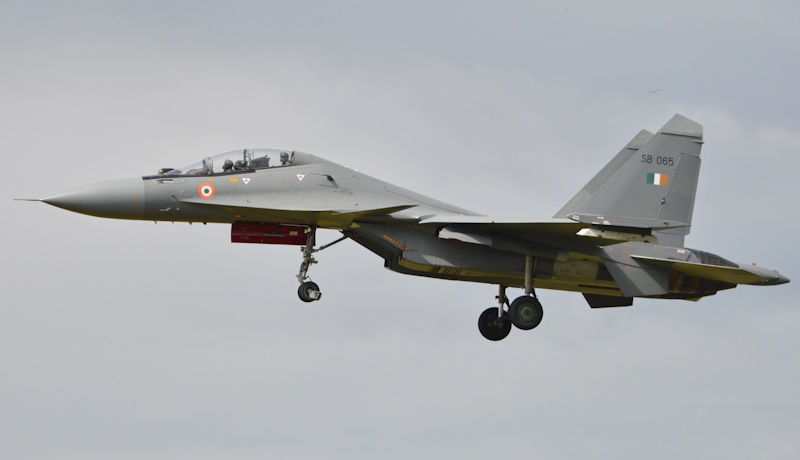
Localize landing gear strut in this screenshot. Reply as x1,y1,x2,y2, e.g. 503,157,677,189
508,255,544,330
296,226,348,302
477,255,544,341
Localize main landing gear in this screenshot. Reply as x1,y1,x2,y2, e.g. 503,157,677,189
296,226,348,302
478,255,544,341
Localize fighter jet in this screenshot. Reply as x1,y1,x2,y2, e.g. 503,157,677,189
32,114,789,340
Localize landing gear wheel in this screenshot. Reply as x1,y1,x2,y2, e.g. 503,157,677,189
298,281,321,302
509,296,543,330
478,307,512,341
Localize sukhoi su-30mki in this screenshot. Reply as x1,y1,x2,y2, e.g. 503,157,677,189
32,115,789,340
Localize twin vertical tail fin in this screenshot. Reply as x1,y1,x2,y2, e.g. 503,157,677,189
554,114,703,247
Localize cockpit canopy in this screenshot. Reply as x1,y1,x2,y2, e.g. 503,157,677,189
164,149,303,176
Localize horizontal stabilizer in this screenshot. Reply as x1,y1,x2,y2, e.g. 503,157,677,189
632,256,789,285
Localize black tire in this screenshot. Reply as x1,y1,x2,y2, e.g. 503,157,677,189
298,281,321,302
508,296,543,330
478,307,512,341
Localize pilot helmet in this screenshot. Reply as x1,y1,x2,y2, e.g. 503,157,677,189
223,159,234,171
280,152,290,164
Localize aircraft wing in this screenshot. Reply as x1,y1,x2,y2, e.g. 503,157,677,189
418,215,665,248
419,216,589,238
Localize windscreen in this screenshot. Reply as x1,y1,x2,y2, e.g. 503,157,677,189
165,149,296,176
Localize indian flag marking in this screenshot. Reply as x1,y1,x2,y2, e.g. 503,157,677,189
646,172,669,186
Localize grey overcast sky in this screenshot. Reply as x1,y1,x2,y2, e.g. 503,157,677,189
1,1,798,459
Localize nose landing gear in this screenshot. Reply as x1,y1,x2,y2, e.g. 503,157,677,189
295,226,348,302
298,281,321,302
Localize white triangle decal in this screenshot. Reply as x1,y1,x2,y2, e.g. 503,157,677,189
242,178,250,184
297,174,305,181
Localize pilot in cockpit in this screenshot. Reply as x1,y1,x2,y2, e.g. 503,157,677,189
233,160,248,171
222,159,234,172
280,152,290,165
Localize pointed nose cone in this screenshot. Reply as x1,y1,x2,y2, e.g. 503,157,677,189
42,178,145,220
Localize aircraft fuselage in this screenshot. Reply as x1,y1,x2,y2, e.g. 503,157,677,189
35,116,789,340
